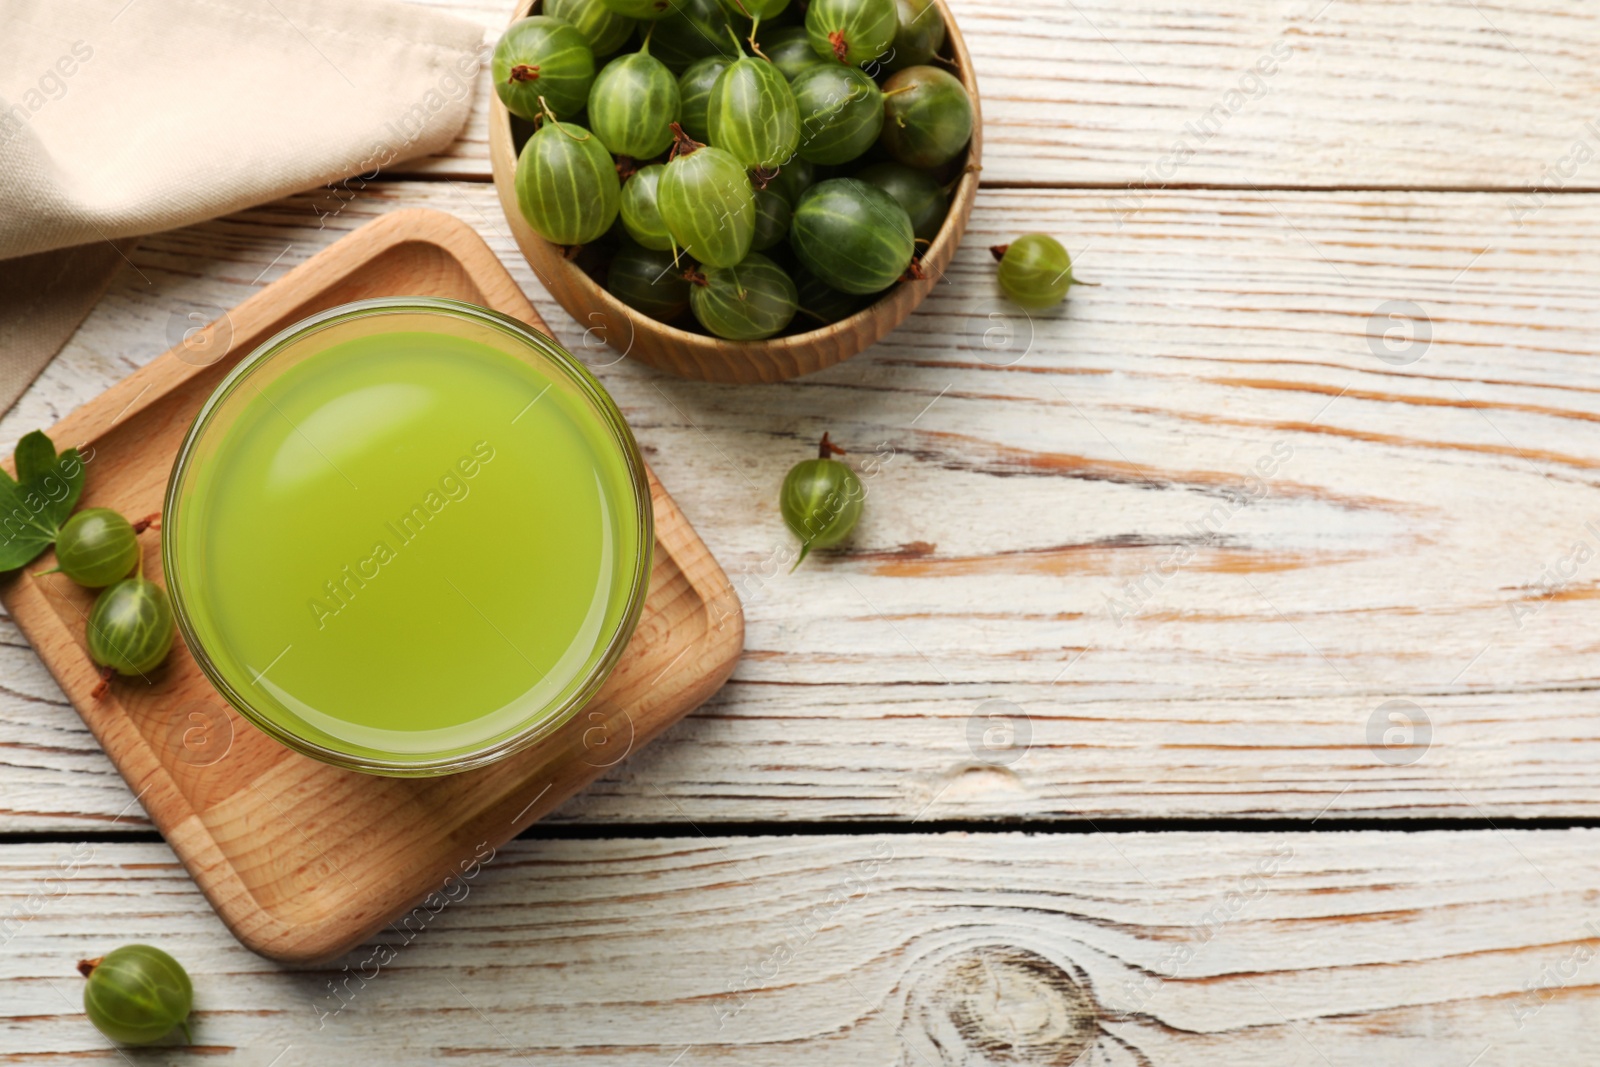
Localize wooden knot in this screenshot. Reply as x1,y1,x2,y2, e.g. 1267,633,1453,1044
901,945,1098,1065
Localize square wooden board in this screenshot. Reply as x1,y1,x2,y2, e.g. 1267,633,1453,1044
0,209,743,964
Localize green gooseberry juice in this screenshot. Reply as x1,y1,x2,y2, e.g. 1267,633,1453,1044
165,300,652,776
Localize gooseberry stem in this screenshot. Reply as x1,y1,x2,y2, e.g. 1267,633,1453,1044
818,432,846,459
508,63,540,83
989,244,1008,261
538,96,590,140
77,957,101,978
91,666,114,700
668,122,703,161
132,512,159,534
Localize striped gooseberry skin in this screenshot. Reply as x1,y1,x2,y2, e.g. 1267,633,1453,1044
789,177,914,294
764,155,817,206
804,0,897,67
545,0,637,56
658,129,755,267
707,54,801,171
716,0,789,20
515,120,622,245
599,0,672,21
994,234,1075,309
792,264,863,325
856,161,948,241
880,64,972,168
792,64,882,165
763,26,827,81
751,186,793,250
688,253,799,340
589,48,681,158
676,56,732,142
608,243,692,321
54,508,138,588
491,16,597,120
81,945,192,1045
620,164,674,250
87,578,175,677
884,0,945,71
650,0,740,72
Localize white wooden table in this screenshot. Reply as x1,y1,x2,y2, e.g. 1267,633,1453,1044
5,0,1600,1062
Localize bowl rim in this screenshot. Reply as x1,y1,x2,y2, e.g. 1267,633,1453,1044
162,297,655,777
488,0,983,377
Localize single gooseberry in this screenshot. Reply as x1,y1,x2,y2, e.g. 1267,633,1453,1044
619,164,675,250
80,945,193,1046
991,234,1080,309
658,123,756,267
805,0,897,67
608,242,693,321
648,0,740,72
707,29,802,172
885,0,945,70
588,31,682,159
780,432,864,567
792,264,863,325
879,64,972,168
790,177,915,294
751,186,793,250
87,576,175,695
599,0,673,22
763,25,827,81
676,56,734,142
856,161,948,241
764,155,817,206
792,64,884,165
545,0,637,56
492,16,597,120
717,0,790,47
41,508,149,588
514,111,622,246
686,253,799,340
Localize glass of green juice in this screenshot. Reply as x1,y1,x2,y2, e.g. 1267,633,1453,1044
164,298,653,776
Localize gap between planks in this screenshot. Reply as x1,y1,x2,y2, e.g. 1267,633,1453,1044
10,815,1600,846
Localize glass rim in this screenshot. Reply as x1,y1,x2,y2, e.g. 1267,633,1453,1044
162,297,654,777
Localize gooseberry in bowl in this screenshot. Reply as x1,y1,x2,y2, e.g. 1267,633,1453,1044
488,0,981,383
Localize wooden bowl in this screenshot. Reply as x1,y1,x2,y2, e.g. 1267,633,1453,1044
489,0,982,383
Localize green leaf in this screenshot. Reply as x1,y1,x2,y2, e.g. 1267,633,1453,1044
27,447,85,534
0,432,88,571
0,477,57,571
13,431,55,486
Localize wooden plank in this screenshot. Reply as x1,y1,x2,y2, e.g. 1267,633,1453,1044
396,0,1600,188
1,832,1597,1062
5,181,1600,830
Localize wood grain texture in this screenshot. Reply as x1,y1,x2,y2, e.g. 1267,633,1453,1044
488,0,981,383
2,181,1598,828
396,0,1600,188
3,831,1599,1062
0,211,742,961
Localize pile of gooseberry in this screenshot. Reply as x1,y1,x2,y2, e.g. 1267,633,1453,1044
496,0,974,341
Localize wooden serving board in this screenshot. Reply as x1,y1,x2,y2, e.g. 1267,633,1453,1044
0,209,743,965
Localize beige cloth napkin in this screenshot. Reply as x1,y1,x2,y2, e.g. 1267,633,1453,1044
0,0,487,411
